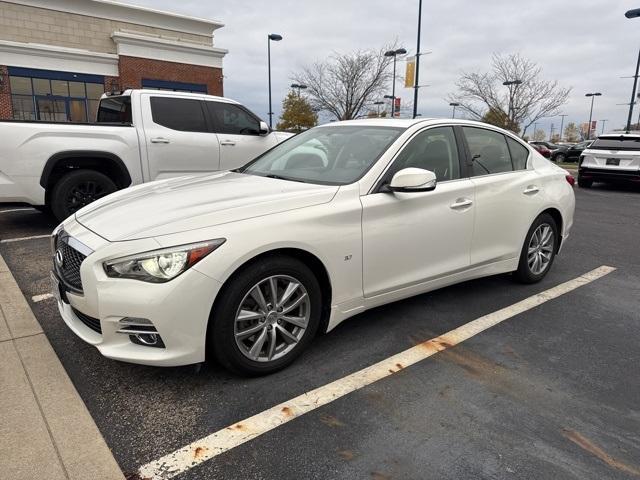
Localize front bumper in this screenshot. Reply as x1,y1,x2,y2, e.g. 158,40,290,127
578,167,640,183
53,221,223,367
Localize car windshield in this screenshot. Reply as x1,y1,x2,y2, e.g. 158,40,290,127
238,125,405,185
590,136,640,151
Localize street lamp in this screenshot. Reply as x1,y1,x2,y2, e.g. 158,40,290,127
585,92,602,139
502,79,522,124
624,9,640,132
267,33,283,128
449,102,460,118
290,83,307,98
384,47,407,117
600,119,608,134
558,114,568,142
373,100,384,117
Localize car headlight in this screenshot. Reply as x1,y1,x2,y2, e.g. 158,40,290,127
103,239,226,283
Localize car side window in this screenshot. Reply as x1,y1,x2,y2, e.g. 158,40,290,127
389,127,461,182
206,102,261,135
462,127,513,176
149,97,208,132
506,137,529,170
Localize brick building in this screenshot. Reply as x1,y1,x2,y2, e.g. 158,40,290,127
0,0,226,122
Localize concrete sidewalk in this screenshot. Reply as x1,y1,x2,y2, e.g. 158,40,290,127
0,253,124,480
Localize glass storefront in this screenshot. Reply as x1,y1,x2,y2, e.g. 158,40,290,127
8,67,106,122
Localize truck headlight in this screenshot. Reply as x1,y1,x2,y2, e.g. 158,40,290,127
103,239,225,283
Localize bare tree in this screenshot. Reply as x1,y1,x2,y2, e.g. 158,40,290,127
447,53,571,136
294,47,395,120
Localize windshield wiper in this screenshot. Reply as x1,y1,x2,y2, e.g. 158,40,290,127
264,174,307,183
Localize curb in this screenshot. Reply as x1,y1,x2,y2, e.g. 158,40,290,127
0,252,124,480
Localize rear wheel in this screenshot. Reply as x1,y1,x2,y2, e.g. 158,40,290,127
554,152,566,163
50,170,117,221
578,176,593,188
209,256,322,376
514,213,558,284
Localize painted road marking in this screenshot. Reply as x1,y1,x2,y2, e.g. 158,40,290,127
136,265,616,480
32,293,54,303
0,234,50,244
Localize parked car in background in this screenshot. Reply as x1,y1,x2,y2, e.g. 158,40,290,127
530,141,570,162
529,142,552,159
564,140,593,163
51,118,575,375
0,89,293,221
578,133,640,188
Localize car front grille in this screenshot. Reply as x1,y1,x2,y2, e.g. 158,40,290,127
72,307,102,334
55,234,87,292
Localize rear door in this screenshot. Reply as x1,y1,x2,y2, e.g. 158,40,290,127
461,126,543,266
205,101,278,171
140,94,220,180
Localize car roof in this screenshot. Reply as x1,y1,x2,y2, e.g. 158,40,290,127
597,133,640,139
103,89,239,105
317,118,517,130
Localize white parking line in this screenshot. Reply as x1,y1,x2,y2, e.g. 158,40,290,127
0,208,35,214
32,293,54,303
136,265,616,480
0,234,50,244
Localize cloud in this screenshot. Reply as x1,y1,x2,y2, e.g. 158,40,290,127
129,0,640,134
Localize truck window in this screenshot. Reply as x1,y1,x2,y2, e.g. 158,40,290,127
150,97,208,133
590,136,640,151
97,96,132,124
206,102,261,135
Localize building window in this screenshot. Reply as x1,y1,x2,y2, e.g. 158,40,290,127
8,67,106,122
142,78,207,93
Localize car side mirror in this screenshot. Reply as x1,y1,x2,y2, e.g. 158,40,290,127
387,167,437,193
259,121,269,136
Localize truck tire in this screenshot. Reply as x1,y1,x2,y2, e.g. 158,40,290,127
50,170,117,222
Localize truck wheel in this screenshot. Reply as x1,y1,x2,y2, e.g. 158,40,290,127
50,170,117,221
578,176,593,188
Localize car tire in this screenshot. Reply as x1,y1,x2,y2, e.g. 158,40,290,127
209,255,322,376
514,213,558,284
50,170,117,222
578,176,593,188
555,153,566,163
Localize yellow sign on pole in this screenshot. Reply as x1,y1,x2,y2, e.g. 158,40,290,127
405,56,416,88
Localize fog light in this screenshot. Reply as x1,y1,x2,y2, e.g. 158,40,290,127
130,333,165,348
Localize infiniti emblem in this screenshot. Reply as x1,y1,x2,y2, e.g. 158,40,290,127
55,249,64,268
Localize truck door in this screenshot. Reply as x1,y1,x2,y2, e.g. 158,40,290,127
141,94,221,180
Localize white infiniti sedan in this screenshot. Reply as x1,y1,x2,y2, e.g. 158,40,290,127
51,119,575,375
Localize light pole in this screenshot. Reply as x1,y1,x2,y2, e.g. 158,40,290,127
384,48,407,117
373,100,384,117
384,95,395,117
449,102,460,118
413,0,423,118
549,123,555,141
600,119,608,134
625,9,640,132
532,122,538,140
267,33,283,128
558,114,568,142
585,92,602,140
290,83,307,98
502,80,522,126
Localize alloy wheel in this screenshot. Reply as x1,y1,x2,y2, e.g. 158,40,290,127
527,223,554,275
66,181,108,213
234,275,310,362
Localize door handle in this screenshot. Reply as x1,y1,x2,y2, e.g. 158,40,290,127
523,185,540,195
220,140,236,146
450,198,473,210
150,137,170,144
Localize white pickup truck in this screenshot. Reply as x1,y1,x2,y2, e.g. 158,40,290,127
0,89,293,220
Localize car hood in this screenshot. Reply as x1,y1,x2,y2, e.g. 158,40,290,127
75,172,338,241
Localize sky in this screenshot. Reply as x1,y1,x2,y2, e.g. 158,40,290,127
128,0,640,137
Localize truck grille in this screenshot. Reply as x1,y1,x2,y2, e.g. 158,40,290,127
54,232,90,292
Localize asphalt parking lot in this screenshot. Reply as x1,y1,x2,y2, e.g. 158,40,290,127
1,183,639,480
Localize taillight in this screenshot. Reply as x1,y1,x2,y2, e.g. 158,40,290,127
565,174,575,187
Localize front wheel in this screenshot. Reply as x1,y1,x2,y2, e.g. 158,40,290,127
514,213,558,284
209,256,322,376
50,170,117,221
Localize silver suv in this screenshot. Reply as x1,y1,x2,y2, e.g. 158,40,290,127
578,134,640,188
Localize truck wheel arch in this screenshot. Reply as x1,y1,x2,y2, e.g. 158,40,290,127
40,151,132,202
